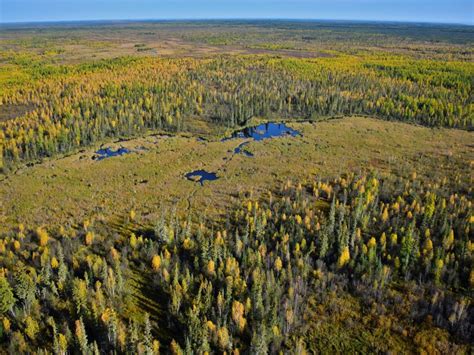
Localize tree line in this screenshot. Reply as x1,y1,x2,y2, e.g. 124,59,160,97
1,54,472,172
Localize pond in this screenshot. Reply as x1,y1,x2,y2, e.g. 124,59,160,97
225,122,301,142
185,170,219,185
94,147,131,160
234,142,254,157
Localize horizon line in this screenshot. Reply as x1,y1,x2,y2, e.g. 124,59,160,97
1,17,473,27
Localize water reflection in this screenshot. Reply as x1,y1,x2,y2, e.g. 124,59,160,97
234,142,254,157
185,170,219,185
225,122,301,142
94,147,131,160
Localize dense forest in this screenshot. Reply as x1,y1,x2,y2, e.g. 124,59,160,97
0,172,472,352
1,50,473,172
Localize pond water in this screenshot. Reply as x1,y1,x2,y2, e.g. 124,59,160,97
234,142,254,157
226,122,301,157
225,122,301,141
94,147,131,160
185,170,219,185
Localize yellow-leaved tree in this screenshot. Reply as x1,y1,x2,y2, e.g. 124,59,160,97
152,255,161,271
36,227,49,247
337,246,350,268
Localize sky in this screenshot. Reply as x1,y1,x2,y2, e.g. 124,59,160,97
1,0,473,25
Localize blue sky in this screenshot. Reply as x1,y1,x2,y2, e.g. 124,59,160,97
1,0,473,24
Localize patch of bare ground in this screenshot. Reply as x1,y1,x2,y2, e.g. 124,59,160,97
0,103,35,122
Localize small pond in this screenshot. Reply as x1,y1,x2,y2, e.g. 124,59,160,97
225,122,301,142
94,147,131,160
234,142,254,157
185,170,219,185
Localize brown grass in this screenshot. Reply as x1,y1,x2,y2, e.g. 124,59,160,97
1,116,471,232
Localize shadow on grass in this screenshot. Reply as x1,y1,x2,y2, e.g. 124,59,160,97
129,267,185,350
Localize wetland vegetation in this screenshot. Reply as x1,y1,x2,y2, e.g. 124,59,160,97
0,20,472,353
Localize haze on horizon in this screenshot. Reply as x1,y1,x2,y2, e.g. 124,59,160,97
1,0,473,25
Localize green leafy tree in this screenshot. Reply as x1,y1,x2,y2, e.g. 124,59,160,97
0,277,15,315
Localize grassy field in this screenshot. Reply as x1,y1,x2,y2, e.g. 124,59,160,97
1,116,471,231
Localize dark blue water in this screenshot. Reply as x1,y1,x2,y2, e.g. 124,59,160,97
225,122,301,142
234,142,254,157
185,170,219,185
94,147,131,160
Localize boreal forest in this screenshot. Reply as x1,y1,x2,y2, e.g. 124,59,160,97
0,20,472,353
